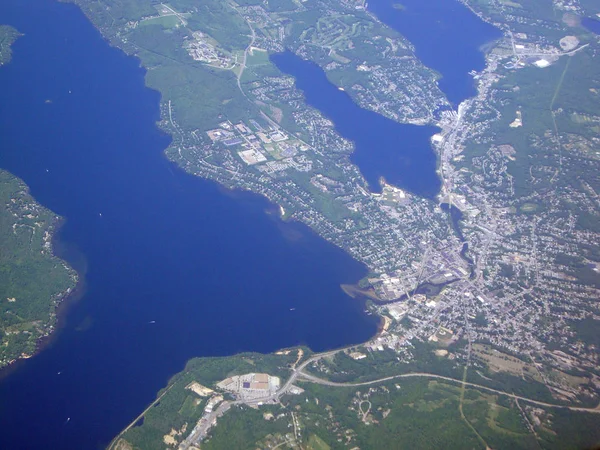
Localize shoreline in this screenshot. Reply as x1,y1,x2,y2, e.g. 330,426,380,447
0,21,83,379
60,0,497,340
0,215,83,380
59,0,491,346
59,0,487,363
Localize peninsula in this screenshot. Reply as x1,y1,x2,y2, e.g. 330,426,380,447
0,26,78,369
0,25,20,65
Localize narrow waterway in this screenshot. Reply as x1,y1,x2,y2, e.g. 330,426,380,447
440,203,476,276
0,0,378,448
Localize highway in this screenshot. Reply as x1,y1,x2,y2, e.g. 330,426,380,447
295,369,600,414
234,8,256,95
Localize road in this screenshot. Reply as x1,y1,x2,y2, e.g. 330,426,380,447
108,384,175,450
178,349,343,449
159,3,187,27
295,369,600,414
508,30,589,59
178,346,600,448
235,10,256,95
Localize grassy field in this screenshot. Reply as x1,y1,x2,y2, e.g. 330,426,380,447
472,343,542,381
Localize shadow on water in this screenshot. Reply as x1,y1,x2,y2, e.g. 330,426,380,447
0,0,378,448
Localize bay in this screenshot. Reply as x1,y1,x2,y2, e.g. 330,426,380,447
271,51,441,198
0,0,377,448
367,0,502,105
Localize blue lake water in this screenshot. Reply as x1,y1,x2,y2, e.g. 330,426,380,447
271,51,441,198
0,0,378,448
367,0,502,105
583,17,600,35
0,0,503,447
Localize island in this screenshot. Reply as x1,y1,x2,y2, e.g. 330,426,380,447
52,0,600,447
0,26,78,368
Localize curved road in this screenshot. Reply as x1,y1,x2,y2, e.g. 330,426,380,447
295,369,600,414
235,9,256,94
133,348,600,450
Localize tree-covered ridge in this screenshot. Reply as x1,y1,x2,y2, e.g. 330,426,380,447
0,25,21,66
0,170,77,367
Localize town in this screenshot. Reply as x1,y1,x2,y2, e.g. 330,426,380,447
152,0,600,392
79,0,600,447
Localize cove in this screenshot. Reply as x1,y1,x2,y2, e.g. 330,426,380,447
0,0,378,448
367,0,502,105
271,51,441,198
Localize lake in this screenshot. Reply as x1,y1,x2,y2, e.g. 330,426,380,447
367,0,502,105
583,17,600,35
0,0,378,448
271,0,502,197
0,0,503,447
271,51,441,198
